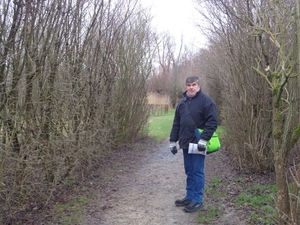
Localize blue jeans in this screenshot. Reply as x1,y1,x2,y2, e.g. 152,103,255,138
183,149,205,204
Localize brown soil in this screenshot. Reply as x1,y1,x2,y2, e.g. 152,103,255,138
42,138,275,225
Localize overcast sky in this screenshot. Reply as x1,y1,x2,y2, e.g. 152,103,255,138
140,0,207,50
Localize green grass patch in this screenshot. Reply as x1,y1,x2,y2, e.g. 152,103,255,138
53,196,90,225
203,178,277,224
205,177,226,198
234,184,277,224
211,177,222,185
148,109,175,141
234,177,244,183
197,206,223,223
235,184,276,208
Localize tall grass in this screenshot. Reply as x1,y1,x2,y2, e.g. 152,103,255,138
147,92,170,105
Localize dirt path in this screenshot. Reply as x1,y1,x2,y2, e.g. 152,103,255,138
79,139,248,225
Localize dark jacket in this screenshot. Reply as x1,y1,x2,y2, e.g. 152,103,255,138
169,89,218,150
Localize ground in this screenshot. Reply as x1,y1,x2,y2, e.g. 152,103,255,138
44,138,275,225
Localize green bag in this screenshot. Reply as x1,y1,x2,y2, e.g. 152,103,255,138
195,129,221,154
198,129,221,154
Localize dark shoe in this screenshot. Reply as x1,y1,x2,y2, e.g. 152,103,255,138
174,198,192,207
183,202,203,213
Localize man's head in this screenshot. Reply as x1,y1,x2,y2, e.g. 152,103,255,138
186,76,200,97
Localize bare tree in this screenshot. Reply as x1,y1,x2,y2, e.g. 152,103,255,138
249,1,300,223
147,32,176,94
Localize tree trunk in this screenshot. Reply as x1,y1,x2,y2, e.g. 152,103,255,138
274,150,291,224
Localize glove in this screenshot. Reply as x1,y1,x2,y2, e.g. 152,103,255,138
169,142,177,155
197,139,207,152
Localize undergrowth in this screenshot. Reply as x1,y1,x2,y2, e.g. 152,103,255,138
200,176,277,224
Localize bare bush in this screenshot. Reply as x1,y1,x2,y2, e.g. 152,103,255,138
195,0,279,171
195,0,300,224
0,0,154,223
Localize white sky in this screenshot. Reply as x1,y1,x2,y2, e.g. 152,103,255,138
140,0,207,51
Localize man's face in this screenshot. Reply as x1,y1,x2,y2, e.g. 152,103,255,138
186,82,200,97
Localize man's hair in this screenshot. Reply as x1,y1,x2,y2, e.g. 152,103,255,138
186,76,200,85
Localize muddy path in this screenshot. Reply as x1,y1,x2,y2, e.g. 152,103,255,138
78,139,248,225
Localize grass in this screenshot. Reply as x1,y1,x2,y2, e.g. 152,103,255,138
53,196,90,225
200,175,277,224
197,206,223,223
204,177,225,198
148,109,175,141
234,184,277,224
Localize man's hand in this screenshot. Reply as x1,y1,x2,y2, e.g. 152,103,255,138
197,139,207,152
169,142,177,155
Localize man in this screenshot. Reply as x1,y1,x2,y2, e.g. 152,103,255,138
169,76,218,213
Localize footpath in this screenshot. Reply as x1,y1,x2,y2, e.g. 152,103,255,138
78,139,247,225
